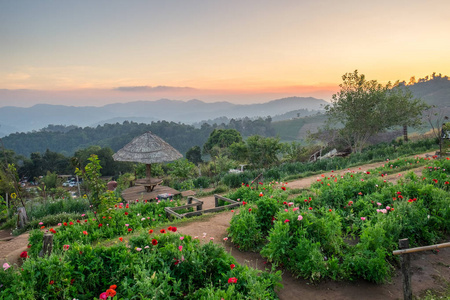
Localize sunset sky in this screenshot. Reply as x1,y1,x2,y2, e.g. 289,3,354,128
1,0,449,107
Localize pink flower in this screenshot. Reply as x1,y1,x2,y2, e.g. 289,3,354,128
361,217,366,221
136,247,142,252
386,206,391,210
3,262,10,271
180,236,184,240
223,237,228,241
284,219,290,223
377,202,382,206
178,245,183,251
63,244,70,251
99,292,108,299
125,224,129,227
284,209,288,212
297,215,303,221
39,222,43,225
292,207,299,212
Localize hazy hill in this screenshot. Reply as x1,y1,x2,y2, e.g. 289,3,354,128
0,97,327,137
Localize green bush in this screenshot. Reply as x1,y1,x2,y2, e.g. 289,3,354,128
227,205,265,251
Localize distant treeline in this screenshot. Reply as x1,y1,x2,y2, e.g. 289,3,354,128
2,118,275,157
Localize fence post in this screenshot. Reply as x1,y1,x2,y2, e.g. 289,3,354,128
39,234,54,257
399,238,412,300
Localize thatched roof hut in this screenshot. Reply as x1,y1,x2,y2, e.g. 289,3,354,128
113,132,182,181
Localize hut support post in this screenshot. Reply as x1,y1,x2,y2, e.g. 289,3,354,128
399,238,412,300
146,164,152,179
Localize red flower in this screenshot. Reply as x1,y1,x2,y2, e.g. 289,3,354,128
102,216,106,219
127,228,132,232
228,277,238,284
230,264,235,270
152,239,158,245
445,181,449,185
124,212,129,216
397,191,401,195
69,222,74,225
168,226,173,231
63,222,67,226
283,201,287,205
119,237,123,242
160,229,166,233
70,279,75,285
281,186,286,191
98,224,103,228
20,251,28,258
433,179,438,183
106,289,116,297
248,208,252,212
49,228,56,234
174,259,180,265
171,227,177,232
49,280,54,285
408,199,413,203
110,284,117,290
329,209,332,212
242,201,247,206
148,229,154,234
83,231,88,235
308,207,312,210
76,219,80,223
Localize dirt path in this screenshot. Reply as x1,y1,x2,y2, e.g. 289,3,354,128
0,229,29,266
0,151,447,299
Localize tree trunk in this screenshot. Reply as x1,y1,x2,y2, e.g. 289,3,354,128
403,125,408,142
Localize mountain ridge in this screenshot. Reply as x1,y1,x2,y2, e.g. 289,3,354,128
0,97,327,136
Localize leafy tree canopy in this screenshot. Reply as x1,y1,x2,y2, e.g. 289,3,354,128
203,129,243,155
325,70,428,153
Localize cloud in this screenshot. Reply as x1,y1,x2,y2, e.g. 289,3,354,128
114,85,196,92
6,72,31,80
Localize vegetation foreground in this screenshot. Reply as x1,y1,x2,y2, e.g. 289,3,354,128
227,156,450,284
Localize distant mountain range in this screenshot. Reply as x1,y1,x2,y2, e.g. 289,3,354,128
0,97,327,137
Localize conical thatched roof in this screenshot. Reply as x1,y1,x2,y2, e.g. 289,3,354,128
113,132,183,164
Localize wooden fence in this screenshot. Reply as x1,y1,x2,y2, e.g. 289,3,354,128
164,195,241,219
393,239,450,300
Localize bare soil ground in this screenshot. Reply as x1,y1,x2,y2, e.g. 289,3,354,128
1,151,448,299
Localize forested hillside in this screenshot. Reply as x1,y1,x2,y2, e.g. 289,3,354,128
2,118,275,157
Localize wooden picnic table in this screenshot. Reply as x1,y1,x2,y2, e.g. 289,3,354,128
135,178,163,192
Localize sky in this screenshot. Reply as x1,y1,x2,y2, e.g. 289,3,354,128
1,0,450,107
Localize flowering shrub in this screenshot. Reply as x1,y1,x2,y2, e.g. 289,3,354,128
0,232,282,299
229,157,450,283
28,200,176,255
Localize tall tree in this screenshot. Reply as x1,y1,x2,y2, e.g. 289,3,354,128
325,70,427,153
